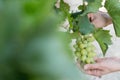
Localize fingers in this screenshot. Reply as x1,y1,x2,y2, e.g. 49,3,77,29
84,64,101,70
83,57,118,77
85,69,102,77
84,64,103,76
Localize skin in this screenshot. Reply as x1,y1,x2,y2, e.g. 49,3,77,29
87,11,112,28
84,57,120,77
83,11,120,77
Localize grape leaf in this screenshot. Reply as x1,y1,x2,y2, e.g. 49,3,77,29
82,0,102,16
93,29,112,55
59,0,73,29
71,11,83,19
77,15,95,35
78,5,85,10
105,0,120,37
60,0,70,18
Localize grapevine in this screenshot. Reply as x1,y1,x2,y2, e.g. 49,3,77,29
55,0,111,66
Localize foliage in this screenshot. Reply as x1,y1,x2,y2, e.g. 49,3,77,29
72,14,95,34
82,0,102,15
61,0,116,55
105,0,120,37
93,29,112,55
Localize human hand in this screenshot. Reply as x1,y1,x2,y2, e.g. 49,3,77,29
88,11,112,28
84,57,120,77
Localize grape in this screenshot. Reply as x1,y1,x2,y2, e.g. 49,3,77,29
86,47,92,52
73,44,78,49
85,58,91,64
83,40,88,44
90,45,96,50
81,49,87,55
73,34,96,65
75,51,81,57
78,41,82,45
76,47,81,52
88,36,95,42
77,37,81,41
88,52,96,57
79,43,86,49
84,34,90,38
81,56,87,62
86,58,94,64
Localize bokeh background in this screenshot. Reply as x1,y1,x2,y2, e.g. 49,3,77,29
0,0,89,80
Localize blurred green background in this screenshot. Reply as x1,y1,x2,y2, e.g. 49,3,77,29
0,0,87,80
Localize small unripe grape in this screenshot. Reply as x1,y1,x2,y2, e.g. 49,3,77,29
90,45,96,50
76,40,79,44
81,49,87,55
76,48,81,52
81,56,87,62
85,58,91,64
83,40,88,44
87,36,95,42
87,42,92,47
73,44,78,49
77,41,82,45
86,47,92,52
88,52,96,57
79,43,86,49
75,51,81,57
88,45,95,50
84,34,90,38
77,37,81,41
86,58,94,64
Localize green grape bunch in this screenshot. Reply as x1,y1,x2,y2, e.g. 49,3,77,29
73,34,97,66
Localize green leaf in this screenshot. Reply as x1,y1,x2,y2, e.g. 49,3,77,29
82,0,102,15
78,5,85,10
71,11,83,19
105,0,120,37
93,29,112,55
70,11,82,30
60,0,70,18
77,15,95,35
